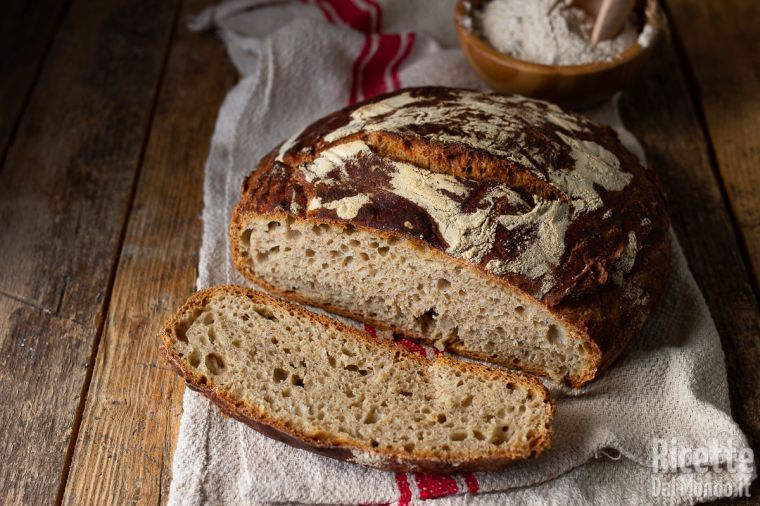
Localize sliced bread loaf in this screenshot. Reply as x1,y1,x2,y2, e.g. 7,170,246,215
230,87,671,387
159,285,555,473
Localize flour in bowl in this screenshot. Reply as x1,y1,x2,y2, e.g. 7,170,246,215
475,0,638,66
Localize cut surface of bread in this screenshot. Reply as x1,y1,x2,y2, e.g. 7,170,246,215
160,285,555,473
238,215,595,384
231,87,671,387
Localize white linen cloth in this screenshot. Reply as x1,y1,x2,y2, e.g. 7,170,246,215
168,1,755,503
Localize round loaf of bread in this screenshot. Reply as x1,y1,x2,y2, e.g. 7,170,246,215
231,87,670,387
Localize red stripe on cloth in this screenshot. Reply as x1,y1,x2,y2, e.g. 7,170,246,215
313,0,337,23
363,323,377,337
324,0,373,32
414,474,459,500
395,337,427,357
349,34,373,104
360,34,401,100
462,472,480,494
363,0,383,32
395,472,412,506
390,32,415,90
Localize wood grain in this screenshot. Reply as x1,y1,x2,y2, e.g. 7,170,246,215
0,0,68,161
664,0,760,295
620,35,760,499
0,0,180,502
61,0,237,503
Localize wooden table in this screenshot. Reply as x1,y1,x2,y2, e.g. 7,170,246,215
1,0,757,503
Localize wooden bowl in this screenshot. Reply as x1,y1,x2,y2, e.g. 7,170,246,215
455,0,663,109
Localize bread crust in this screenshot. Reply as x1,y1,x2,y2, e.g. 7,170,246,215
159,285,555,473
230,87,671,387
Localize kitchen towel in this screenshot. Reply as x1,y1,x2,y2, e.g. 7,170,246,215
168,1,755,504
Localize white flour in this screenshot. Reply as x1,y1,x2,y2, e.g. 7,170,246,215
475,0,638,65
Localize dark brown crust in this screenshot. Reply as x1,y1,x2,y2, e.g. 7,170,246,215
231,87,671,387
159,285,555,474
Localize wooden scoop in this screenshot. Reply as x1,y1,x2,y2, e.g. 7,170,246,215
590,0,635,44
550,0,636,44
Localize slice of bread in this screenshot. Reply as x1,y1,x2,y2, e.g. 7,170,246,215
159,285,555,473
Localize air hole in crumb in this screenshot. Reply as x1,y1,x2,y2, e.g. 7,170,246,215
473,430,485,441
281,388,291,398
437,414,447,424
349,239,360,247
403,443,414,453
287,229,301,239
359,252,369,261
207,327,216,344
490,435,505,446
450,431,467,442
232,340,241,348
461,395,473,407
546,325,560,344
436,278,451,290
272,368,288,383
415,308,438,334
188,349,201,368
176,323,189,343
342,256,353,266
326,353,336,367
344,364,359,372
515,306,525,315
241,314,249,321
201,312,214,325
291,374,304,387
205,353,225,374
377,246,389,256
267,221,280,232
371,440,379,448
501,425,509,432
363,408,378,424
254,306,277,321
305,249,315,257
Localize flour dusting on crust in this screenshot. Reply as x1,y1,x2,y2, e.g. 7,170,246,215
261,88,663,304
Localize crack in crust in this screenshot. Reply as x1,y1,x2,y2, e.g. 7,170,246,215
232,87,670,386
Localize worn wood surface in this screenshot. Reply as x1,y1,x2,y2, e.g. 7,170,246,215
620,34,760,503
0,0,759,503
0,0,179,503
0,0,69,160
61,0,236,502
664,0,760,297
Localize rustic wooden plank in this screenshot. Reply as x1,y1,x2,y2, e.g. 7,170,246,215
620,35,760,499
664,0,760,295
61,0,237,503
0,0,68,161
0,0,180,503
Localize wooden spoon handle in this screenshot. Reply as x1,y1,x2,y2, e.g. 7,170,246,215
591,0,635,44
